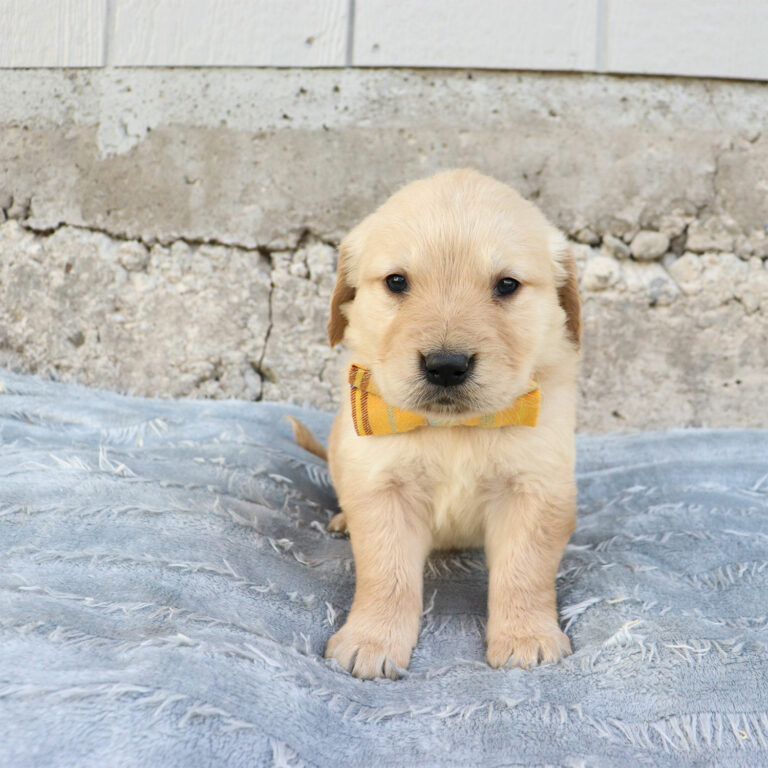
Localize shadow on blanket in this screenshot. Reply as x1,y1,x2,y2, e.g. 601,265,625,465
1,369,767,767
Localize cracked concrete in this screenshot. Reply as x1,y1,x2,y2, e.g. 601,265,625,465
0,219,272,400
2,209,766,430
1,68,767,429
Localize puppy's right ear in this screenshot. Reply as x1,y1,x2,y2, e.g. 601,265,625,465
327,241,356,347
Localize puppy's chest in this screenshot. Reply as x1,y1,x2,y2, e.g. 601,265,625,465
429,475,486,548
416,445,505,549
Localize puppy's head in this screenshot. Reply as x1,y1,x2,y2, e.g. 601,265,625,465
329,169,580,419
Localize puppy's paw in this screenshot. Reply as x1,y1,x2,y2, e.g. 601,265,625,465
327,512,348,533
325,623,412,679
486,626,571,669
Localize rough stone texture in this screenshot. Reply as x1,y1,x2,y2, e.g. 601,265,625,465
259,239,345,410
630,230,669,260
0,221,271,399
581,254,622,291
0,68,767,430
2,215,766,431
686,216,739,253
601,234,631,260
581,252,768,429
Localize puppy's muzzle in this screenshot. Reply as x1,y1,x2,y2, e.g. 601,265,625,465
421,351,475,388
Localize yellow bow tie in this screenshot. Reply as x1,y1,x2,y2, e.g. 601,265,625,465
348,364,540,436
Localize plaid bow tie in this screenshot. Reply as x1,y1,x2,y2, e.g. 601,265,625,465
348,364,540,436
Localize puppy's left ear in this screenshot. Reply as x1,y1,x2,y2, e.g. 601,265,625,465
550,232,581,349
328,241,356,347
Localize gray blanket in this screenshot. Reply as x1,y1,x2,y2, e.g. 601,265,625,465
1,369,767,767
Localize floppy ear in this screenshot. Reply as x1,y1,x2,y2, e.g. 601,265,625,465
550,234,581,349
327,242,356,347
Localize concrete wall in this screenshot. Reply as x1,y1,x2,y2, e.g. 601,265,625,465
1,68,767,430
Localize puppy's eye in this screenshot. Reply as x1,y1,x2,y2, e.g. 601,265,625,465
494,277,520,297
385,274,409,294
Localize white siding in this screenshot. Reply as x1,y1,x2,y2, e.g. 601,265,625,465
110,0,349,67
0,0,105,67
604,0,768,81
1,0,767,81
353,0,599,71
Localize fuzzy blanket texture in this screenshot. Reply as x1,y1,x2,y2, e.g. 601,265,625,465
1,369,767,768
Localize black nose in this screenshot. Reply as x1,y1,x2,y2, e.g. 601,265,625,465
421,351,474,387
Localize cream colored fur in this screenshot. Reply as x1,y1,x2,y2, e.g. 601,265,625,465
322,169,580,679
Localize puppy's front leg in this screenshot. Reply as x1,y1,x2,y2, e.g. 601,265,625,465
325,489,431,679
485,487,576,669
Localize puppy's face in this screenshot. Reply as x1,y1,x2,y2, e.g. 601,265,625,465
329,170,580,419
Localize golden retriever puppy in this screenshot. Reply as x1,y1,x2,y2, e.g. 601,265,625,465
317,169,580,679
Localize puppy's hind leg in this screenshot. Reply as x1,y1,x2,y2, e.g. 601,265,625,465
325,488,432,679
